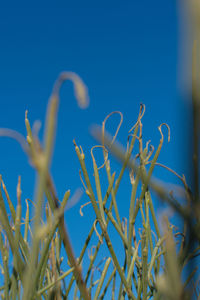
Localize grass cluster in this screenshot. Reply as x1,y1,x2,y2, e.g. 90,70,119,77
0,68,199,300
0,11,200,294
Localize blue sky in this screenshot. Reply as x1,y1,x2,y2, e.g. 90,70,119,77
0,0,193,295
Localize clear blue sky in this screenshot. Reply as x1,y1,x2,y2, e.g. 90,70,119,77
0,0,192,293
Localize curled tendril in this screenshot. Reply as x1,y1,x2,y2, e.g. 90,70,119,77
93,219,103,244
128,103,146,133
102,111,123,150
91,145,108,171
174,232,185,239
79,201,92,216
145,144,155,162
154,163,185,182
53,71,89,109
145,140,151,149
143,140,154,163
158,123,170,143
126,133,140,151
147,161,191,196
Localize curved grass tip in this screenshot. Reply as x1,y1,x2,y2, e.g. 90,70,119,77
54,72,89,109
0,128,29,154
73,76,89,109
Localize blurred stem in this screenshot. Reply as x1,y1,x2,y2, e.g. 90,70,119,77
23,81,90,299
192,40,200,204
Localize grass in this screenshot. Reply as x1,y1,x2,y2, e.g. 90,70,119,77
0,34,199,300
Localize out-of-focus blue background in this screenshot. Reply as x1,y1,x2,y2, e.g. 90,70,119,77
0,0,192,294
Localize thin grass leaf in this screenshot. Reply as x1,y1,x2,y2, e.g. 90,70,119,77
99,267,116,300
91,147,106,224
93,257,111,300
